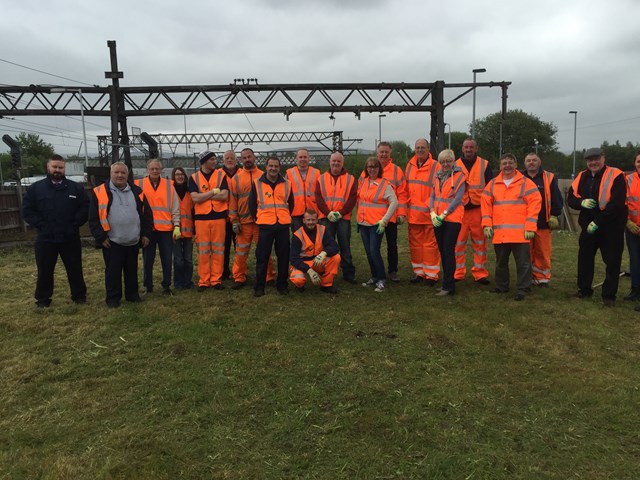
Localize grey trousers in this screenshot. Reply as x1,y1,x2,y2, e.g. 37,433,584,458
494,242,532,294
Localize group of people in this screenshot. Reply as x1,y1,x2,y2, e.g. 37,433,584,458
21,142,640,309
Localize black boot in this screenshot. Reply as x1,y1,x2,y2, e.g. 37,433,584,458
624,288,640,301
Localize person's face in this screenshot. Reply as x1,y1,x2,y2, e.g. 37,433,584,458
47,160,65,180
266,159,280,179
415,140,429,161
296,150,309,169
302,212,318,229
586,155,605,173
377,145,392,165
173,170,186,185
635,155,640,174
439,155,454,172
500,157,517,178
223,152,237,170
330,154,344,175
241,150,256,169
524,154,541,175
462,140,477,160
111,165,129,188
147,161,162,181
365,162,380,178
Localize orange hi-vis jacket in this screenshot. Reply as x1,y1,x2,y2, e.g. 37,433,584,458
173,186,194,238
255,178,292,225
456,156,489,206
287,166,320,216
229,166,262,224
481,170,541,244
294,224,326,260
431,170,467,224
135,177,176,231
360,159,408,222
94,182,145,232
539,171,555,223
405,154,440,224
317,171,355,220
190,169,228,216
571,166,625,210
357,177,391,225
627,172,640,225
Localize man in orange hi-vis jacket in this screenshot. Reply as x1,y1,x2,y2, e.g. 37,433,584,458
287,148,320,233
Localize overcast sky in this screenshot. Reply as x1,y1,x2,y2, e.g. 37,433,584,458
1,0,639,160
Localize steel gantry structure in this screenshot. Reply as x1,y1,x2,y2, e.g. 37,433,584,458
0,41,511,168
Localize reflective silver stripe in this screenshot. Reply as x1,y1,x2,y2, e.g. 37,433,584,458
526,217,538,223
494,224,525,229
155,219,173,225
472,239,485,245
599,168,617,209
291,272,305,279
532,266,551,274
494,200,525,205
407,179,431,186
408,205,430,212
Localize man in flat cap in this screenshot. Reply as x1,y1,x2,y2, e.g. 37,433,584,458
567,147,627,306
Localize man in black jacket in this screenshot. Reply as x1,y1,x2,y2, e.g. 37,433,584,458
22,154,89,308
89,162,153,308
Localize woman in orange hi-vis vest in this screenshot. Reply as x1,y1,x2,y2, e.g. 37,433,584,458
430,149,467,297
171,167,194,290
357,157,398,293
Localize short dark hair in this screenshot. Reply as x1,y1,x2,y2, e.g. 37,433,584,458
50,154,65,161
303,208,318,217
241,148,255,155
265,156,280,166
377,141,392,150
499,153,517,163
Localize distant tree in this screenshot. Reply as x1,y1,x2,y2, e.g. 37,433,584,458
601,140,640,172
15,133,55,176
444,131,470,157
474,109,558,167
537,150,573,179
389,140,412,168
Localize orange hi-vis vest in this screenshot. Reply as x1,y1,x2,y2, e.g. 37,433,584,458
571,166,625,210
191,169,228,216
135,177,175,231
540,170,555,222
357,177,390,225
287,166,320,216
293,224,326,260
229,167,262,224
456,156,489,206
255,178,291,225
360,159,408,221
172,184,194,238
431,170,467,224
627,172,640,224
94,182,144,232
317,171,355,220
481,171,541,244
405,154,440,224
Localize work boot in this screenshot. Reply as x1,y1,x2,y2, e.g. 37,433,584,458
623,288,640,301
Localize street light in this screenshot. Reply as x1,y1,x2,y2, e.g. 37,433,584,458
378,114,386,146
471,68,486,139
51,88,89,170
569,111,578,179
444,122,452,150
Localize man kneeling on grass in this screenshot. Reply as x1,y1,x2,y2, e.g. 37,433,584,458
289,209,341,293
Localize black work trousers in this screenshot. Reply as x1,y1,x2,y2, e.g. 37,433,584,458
34,237,86,305
578,227,624,300
102,241,140,305
383,221,399,274
254,225,290,292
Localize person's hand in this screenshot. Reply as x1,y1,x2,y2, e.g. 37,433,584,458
307,269,321,285
313,251,327,267
327,211,339,222
524,230,535,240
483,227,494,239
141,236,150,248
232,222,242,234
102,238,111,249
396,215,407,225
548,215,559,230
587,221,599,234
212,188,221,196
627,220,640,235
172,226,182,240
430,211,442,227
581,199,597,209
375,220,387,235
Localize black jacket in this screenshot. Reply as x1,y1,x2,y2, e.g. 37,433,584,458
22,176,89,242
88,180,153,248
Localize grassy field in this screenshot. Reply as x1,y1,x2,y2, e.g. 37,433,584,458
1,230,639,479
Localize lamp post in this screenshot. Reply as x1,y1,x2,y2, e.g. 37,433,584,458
51,88,89,170
471,68,486,139
444,122,451,150
569,111,578,179
378,114,386,147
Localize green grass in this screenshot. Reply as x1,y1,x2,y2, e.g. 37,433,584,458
1,230,640,479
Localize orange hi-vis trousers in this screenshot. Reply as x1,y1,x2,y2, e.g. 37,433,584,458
454,207,489,281
530,228,552,284
289,253,341,288
408,223,440,280
195,219,225,287
232,222,274,283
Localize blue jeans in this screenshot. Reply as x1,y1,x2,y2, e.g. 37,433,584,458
434,221,461,292
359,224,385,282
143,230,173,290
173,237,194,289
626,230,640,289
320,218,356,281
